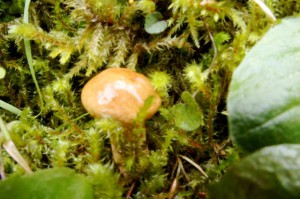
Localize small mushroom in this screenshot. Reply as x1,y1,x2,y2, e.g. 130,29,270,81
81,68,161,178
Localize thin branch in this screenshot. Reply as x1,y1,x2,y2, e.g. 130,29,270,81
204,22,217,74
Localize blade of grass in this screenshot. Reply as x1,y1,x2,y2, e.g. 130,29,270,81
179,155,208,178
253,0,276,22
0,100,21,116
23,0,44,109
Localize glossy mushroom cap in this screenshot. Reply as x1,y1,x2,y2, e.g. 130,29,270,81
81,68,161,125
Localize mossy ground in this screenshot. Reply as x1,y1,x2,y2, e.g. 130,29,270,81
0,0,299,198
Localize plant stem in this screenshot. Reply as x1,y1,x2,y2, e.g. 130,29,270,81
110,124,149,182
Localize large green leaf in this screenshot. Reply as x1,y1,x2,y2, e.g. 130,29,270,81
0,167,94,199
209,144,300,199
227,17,300,153
172,91,203,131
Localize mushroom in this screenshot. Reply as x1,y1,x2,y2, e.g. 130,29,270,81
81,68,161,178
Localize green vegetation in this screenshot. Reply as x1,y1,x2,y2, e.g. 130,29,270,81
214,17,300,199
0,167,94,199
0,0,300,198
228,17,300,153
210,144,300,199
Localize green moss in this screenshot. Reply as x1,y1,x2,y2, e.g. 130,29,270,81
0,0,298,197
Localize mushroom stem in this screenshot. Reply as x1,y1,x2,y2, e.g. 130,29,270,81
81,68,161,182
110,123,149,181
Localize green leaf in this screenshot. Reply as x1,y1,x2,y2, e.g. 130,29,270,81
173,91,202,131
227,17,300,153
144,12,167,34
0,67,6,79
0,168,94,199
209,144,300,199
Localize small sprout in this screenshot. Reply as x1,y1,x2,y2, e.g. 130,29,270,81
172,91,203,131
81,68,161,179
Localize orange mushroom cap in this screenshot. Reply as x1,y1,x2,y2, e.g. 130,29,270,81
81,68,161,125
